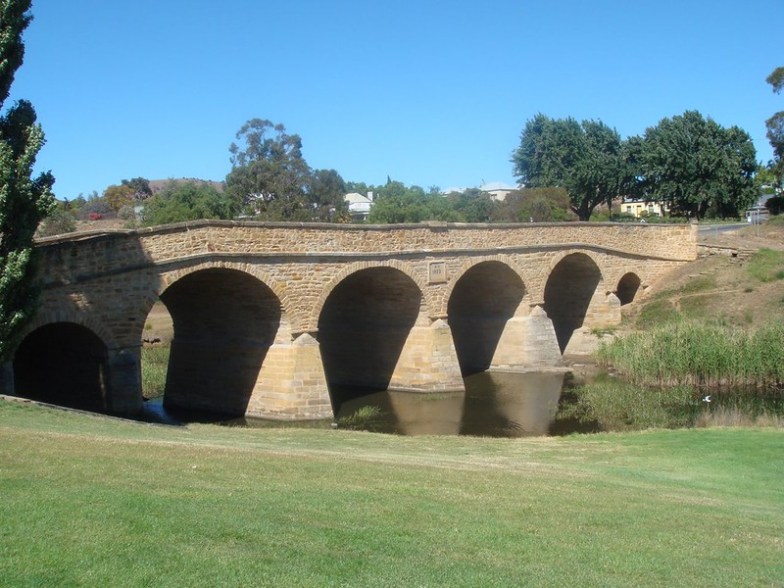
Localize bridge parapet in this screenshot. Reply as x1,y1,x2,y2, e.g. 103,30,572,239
35,220,697,284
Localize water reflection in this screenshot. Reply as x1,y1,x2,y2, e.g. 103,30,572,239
336,370,567,437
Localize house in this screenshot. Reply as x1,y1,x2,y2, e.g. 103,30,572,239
746,194,773,224
442,182,518,202
344,191,374,221
479,182,517,202
621,198,669,218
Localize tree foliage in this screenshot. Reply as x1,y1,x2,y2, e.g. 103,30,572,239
631,111,757,218
102,183,135,212
225,119,350,222
491,187,573,223
141,181,231,226
511,114,630,220
120,176,152,200
766,66,784,184
225,119,311,220
0,0,54,362
307,168,349,222
36,200,76,237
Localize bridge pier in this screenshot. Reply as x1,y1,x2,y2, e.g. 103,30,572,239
249,332,332,420
490,306,563,370
105,347,144,415
388,319,465,392
562,292,621,355
0,361,13,396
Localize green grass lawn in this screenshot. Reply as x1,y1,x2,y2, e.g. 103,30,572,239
1,399,782,587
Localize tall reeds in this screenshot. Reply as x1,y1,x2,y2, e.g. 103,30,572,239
141,345,169,399
598,323,784,387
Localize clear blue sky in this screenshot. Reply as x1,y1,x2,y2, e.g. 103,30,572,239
9,0,782,200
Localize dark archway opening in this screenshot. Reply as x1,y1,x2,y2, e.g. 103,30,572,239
160,268,281,416
543,254,601,353
447,261,526,376
617,273,642,306
318,267,421,411
13,323,108,412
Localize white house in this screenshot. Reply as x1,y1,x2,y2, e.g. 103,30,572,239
442,182,518,202
344,192,374,221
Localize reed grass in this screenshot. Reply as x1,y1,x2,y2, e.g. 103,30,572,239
559,378,783,432
746,248,784,283
598,323,784,387
141,345,169,399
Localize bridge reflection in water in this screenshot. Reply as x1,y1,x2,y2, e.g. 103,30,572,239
335,371,567,437
144,371,568,437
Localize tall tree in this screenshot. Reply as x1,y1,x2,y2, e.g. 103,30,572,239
631,111,757,219
511,114,630,220
0,0,54,363
225,119,311,219
766,66,784,185
307,168,349,222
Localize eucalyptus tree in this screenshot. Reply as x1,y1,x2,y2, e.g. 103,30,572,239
0,0,55,362
766,66,784,185
225,119,312,220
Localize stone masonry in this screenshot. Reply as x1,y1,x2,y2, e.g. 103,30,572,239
11,221,697,420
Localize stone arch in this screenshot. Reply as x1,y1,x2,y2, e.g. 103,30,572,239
309,260,431,332
543,251,604,353
316,265,425,410
446,259,529,375
439,255,530,318
21,308,117,351
616,272,643,306
13,321,110,412
157,266,285,416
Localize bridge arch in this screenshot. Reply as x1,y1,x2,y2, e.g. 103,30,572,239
543,251,604,353
309,260,431,330
316,265,425,410
13,321,109,412
446,259,529,375
157,261,292,334
616,271,643,306
157,266,284,416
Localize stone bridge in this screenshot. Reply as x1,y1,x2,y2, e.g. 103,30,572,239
8,221,697,420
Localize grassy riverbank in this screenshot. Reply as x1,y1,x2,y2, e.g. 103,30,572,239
1,400,782,587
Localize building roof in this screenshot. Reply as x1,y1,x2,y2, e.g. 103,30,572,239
344,192,373,204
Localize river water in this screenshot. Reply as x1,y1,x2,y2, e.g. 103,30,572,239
143,370,584,437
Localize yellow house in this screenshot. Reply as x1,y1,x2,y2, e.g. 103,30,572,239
622,199,669,218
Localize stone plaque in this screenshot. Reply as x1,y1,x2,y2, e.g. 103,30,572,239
428,261,447,284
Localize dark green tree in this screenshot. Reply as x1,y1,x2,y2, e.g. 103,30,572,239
141,181,231,226
367,181,430,223
631,111,757,219
511,114,630,220
444,188,496,222
0,0,54,362
225,119,311,219
307,168,349,222
121,176,152,200
766,66,784,185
